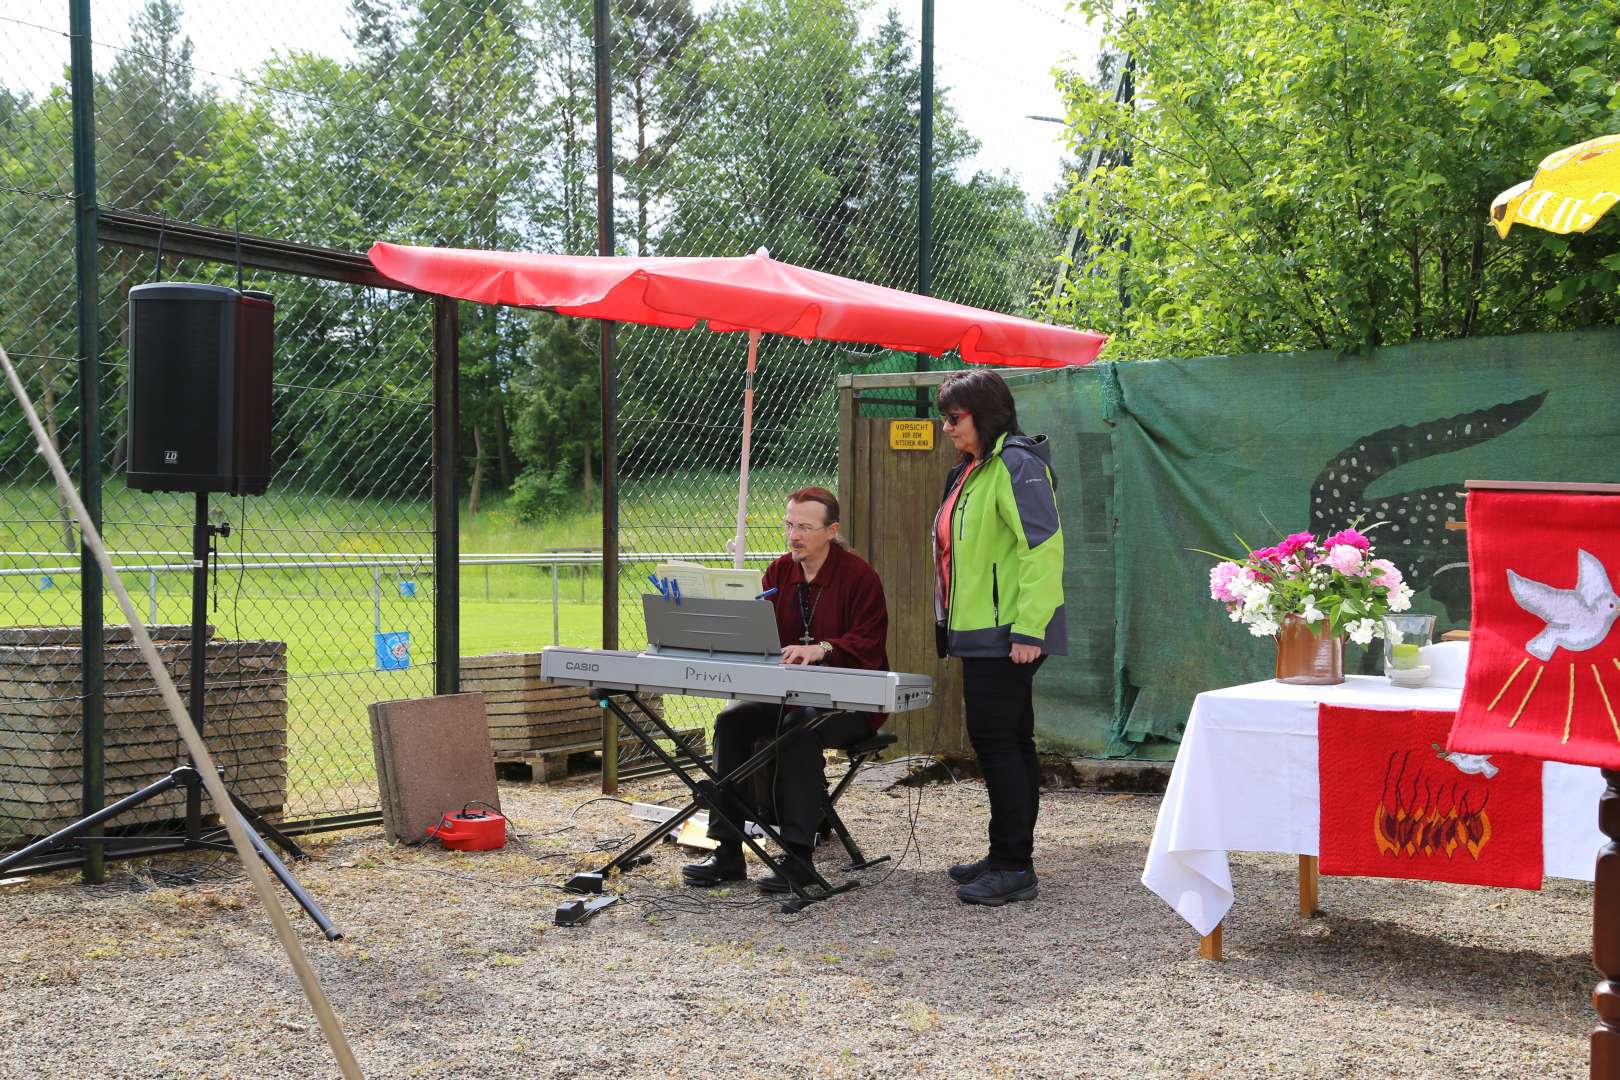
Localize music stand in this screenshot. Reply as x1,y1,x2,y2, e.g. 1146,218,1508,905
0,490,341,940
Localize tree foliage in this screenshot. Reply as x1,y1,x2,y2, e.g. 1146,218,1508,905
0,0,1050,502
1053,0,1620,359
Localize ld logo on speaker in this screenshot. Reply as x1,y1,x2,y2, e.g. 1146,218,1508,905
163,450,178,464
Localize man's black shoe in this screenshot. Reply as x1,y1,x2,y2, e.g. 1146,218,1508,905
956,867,1038,906
681,848,746,887
758,866,812,894
758,847,816,894
947,857,990,884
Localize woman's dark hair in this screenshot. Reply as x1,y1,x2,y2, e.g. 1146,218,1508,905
936,369,1021,461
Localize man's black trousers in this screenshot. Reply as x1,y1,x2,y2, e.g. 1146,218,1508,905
961,656,1047,870
705,700,871,849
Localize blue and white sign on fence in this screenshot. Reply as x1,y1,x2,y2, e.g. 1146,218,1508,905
397,580,417,598
375,630,411,671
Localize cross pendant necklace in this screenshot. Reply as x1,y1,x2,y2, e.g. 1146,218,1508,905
797,583,822,644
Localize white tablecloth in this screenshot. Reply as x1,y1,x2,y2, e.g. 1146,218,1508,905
1141,675,1606,936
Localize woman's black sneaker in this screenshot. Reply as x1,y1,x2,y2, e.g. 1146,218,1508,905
947,857,991,884
956,867,1038,906
681,848,746,886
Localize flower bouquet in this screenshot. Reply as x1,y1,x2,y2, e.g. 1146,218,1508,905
1204,526,1415,684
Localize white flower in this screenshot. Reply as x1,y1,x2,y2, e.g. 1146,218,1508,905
1386,583,1413,612
1300,596,1324,624
1248,614,1279,637
1239,580,1272,611
1347,618,1377,646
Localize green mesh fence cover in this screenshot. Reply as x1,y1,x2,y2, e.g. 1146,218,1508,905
1010,326,1620,759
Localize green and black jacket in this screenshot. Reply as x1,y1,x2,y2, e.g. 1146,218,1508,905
933,432,1067,658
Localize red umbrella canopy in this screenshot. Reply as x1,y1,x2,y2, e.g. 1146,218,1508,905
368,242,1107,368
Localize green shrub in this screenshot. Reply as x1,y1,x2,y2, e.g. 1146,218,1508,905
507,464,577,523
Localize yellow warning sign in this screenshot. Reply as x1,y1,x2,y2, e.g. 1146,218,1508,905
889,420,935,451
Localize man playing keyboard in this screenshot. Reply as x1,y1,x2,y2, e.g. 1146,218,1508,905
682,486,890,893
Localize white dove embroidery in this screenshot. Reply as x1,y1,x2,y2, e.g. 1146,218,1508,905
1432,743,1500,778
1506,549,1620,661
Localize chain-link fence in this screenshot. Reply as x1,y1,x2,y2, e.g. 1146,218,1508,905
0,5,85,853
606,0,1065,740
0,0,1084,861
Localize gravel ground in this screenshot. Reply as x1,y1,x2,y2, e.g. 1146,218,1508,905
0,770,1595,1079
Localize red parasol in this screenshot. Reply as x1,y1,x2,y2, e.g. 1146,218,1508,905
368,242,1107,564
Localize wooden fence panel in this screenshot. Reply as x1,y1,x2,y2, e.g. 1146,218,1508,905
840,382,966,755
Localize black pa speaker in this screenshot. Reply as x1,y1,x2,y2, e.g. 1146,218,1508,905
126,282,274,496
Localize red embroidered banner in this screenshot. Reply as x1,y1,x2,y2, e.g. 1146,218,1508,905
1447,490,1620,769
1319,705,1543,889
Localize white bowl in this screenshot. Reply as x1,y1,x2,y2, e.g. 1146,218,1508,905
1421,641,1470,688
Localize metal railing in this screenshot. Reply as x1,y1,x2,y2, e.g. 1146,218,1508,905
1,550,744,645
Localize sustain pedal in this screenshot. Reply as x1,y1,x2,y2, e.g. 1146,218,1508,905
554,894,620,926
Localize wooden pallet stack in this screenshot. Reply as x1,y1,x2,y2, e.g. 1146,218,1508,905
0,625,289,843
460,652,672,781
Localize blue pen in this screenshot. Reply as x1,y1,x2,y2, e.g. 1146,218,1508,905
756,587,778,600
671,579,681,605
648,573,668,599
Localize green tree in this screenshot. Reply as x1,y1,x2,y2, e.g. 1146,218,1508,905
98,0,219,220
620,1,1046,475
0,83,81,550
534,0,597,257
655,0,869,265
1054,0,1620,359
614,0,701,255
511,313,601,512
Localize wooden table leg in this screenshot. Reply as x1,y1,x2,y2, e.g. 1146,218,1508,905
1592,769,1620,1078
1299,854,1319,918
1199,922,1223,961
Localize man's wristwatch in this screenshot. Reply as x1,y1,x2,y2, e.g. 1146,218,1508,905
817,641,834,663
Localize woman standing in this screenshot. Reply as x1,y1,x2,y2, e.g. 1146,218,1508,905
933,369,1066,906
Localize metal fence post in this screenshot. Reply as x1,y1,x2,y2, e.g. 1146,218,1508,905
433,297,460,696
69,0,105,884
594,0,618,793
913,0,935,419
148,570,157,624
551,562,559,645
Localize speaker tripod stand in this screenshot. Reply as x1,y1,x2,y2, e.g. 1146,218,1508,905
0,491,341,940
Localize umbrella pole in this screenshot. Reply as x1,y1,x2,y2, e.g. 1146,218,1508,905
733,329,761,570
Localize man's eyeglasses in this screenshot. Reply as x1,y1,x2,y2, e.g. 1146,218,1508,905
940,411,969,428
782,519,829,534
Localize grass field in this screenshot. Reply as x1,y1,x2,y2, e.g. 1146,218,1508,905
0,469,827,821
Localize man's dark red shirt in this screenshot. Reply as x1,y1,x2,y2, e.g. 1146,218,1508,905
761,541,890,729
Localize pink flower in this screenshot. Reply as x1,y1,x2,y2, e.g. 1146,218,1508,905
1276,532,1314,558
1250,545,1282,563
1324,544,1365,575
1323,528,1370,552
1368,558,1402,588
1209,561,1245,602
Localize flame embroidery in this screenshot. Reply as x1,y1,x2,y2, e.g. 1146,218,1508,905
1372,750,1493,861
